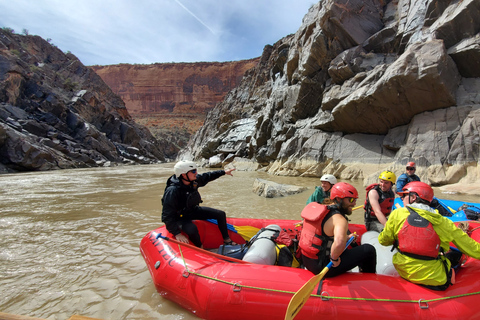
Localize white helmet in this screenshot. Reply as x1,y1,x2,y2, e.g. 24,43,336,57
174,160,197,176
320,174,337,185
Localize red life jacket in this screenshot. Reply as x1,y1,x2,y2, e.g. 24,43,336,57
299,202,332,260
397,207,441,260
364,183,395,221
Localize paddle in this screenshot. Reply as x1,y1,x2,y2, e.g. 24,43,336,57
353,205,363,211
284,235,356,320
155,232,251,264
206,219,260,240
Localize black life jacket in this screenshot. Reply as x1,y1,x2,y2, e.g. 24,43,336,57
396,206,442,260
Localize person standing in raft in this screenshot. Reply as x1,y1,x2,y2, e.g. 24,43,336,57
161,160,237,248
395,162,420,194
379,181,480,290
299,182,377,277
306,174,337,205
364,170,396,232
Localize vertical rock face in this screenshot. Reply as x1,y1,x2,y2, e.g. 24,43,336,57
0,29,174,173
91,60,259,149
181,0,480,187
91,60,259,115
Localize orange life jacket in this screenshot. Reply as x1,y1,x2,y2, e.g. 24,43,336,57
299,202,333,260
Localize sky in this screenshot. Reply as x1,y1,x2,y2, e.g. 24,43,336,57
1,0,316,66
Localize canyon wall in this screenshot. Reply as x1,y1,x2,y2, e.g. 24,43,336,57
91,60,259,115
181,0,480,190
0,29,174,173
91,60,259,149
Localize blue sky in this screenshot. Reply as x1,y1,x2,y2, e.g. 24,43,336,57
1,0,316,66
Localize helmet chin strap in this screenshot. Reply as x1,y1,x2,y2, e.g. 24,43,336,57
180,172,196,184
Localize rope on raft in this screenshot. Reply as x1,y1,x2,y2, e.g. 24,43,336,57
176,243,480,305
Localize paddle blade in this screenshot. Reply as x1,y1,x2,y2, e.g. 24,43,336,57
285,266,329,320
234,225,260,240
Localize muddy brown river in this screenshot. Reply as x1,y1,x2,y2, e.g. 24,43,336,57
1,163,477,319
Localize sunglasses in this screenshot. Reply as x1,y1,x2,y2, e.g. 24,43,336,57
400,193,408,199
347,197,356,203
406,167,415,170
189,169,197,174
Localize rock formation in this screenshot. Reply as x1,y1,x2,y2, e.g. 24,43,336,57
90,60,258,148
181,0,480,188
252,178,308,198
0,29,175,173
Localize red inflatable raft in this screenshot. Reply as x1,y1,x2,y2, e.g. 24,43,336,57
140,218,480,320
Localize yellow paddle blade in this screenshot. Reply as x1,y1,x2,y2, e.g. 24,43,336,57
285,266,329,320
234,225,261,241
284,234,356,320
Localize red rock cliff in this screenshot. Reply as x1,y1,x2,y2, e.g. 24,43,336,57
91,59,259,148
91,59,259,115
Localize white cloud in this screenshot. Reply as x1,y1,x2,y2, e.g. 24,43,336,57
0,0,315,65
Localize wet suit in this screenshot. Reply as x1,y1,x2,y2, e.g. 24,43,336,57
161,170,229,247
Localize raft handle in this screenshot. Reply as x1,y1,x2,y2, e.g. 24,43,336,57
320,291,330,301
233,283,242,292
418,299,429,309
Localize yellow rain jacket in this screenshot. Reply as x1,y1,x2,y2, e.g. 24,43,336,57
379,203,480,287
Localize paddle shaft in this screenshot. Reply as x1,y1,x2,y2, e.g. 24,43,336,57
285,235,356,320
155,232,250,264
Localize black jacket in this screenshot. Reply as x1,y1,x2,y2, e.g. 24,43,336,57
161,170,225,236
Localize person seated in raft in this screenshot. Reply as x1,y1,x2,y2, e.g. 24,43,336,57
161,160,237,248
306,174,337,205
379,181,480,290
299,182,377,277
364,171,396,232
395,162,420,194
396,162,452,216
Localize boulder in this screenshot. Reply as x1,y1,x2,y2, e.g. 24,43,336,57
252,178,308,198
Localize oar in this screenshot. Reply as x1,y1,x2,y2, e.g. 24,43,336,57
206,219,260,240
155,232,251,264
284,235,356,320
353,205,363,211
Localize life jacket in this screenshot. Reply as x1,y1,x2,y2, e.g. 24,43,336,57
322,190,334,205
406,174,421,183
364,183,395,222
396,207,442,260
299,202,333,260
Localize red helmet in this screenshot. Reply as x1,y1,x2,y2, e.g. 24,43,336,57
330,182,358,200
406,161,416,168
399,181,433,202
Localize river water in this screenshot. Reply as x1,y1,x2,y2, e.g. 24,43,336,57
1,163,477,320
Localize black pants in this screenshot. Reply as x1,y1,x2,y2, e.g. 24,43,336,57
178,206,229,247
303,244,377,277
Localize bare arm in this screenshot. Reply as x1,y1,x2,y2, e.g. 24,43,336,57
324,214,348,267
